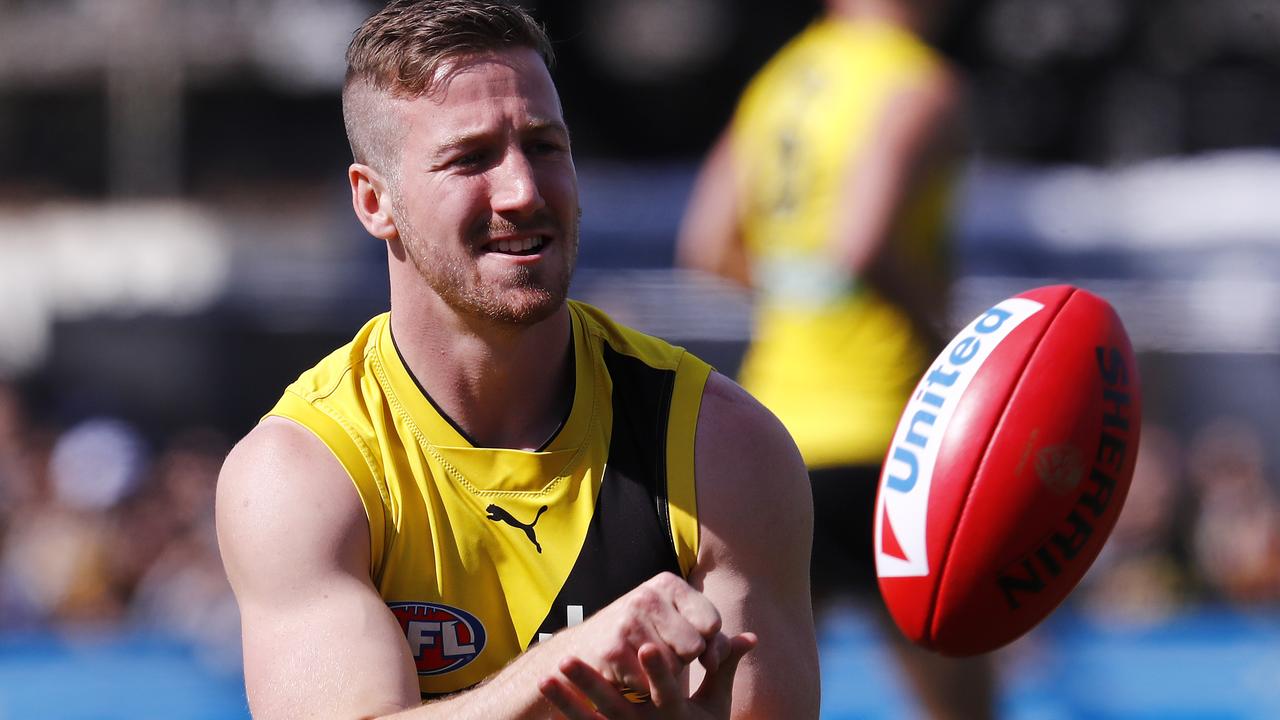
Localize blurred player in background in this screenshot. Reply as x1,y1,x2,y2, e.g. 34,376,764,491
216,1,818,718
678,0,994,717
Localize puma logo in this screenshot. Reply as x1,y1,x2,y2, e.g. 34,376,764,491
486,504,548,553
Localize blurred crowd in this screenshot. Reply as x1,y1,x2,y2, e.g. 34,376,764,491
1080,416,1280,622
0,370,1277,668
0,380,240,670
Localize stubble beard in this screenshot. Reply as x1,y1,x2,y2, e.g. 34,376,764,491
396,200,579,327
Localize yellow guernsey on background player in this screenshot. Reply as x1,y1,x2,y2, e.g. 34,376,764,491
728,16,953,468
216,2,818,719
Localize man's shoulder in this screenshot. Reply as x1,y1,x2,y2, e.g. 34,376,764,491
690,372,812,590
221,417,353,492
216,416,371,614
262,313,395,463
218,417,364,545
694,372,810,533
277,313,390,404
569,299,708,376
696,372,800,457
695,374,807,502
252,328,392,536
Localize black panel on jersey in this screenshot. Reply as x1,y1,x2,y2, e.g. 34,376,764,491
531,346,683,642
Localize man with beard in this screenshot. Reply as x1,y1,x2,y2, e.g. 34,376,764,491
214,2,818,719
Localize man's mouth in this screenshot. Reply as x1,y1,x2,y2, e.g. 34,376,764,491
484,235,549,256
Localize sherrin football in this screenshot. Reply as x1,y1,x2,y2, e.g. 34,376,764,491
875,285,1141,656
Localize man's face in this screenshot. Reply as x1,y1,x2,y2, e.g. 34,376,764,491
388,47,579,326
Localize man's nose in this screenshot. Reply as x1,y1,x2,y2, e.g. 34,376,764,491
490,150,546,215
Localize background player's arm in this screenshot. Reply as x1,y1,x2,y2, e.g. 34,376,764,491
218,417,738,719
690,372,821,718
675,131,751,287
831,66,960,275
833,66,962,344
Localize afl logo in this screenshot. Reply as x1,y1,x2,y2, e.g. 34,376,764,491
388,602,486,676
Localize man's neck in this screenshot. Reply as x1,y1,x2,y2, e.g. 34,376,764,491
389,299,574,451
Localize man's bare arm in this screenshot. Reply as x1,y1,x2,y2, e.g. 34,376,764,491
692,372,820,719
218,417,740,719
832,66,961,274
217,418,428,718
832,66,963,346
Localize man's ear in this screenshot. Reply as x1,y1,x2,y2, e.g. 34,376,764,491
349,163,398,240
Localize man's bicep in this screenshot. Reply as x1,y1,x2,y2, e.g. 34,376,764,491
691,374,820,719
216,419,421,719
236,572,420,719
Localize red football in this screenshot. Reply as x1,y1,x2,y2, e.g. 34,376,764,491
875,285,1141,656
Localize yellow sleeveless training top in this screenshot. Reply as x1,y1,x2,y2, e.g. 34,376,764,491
266,301,710,697
731,18,954,468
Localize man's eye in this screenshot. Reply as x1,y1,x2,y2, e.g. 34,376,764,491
528,141,563,156
455,152,486,167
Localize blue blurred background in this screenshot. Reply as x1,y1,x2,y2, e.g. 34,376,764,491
0,1,1278,717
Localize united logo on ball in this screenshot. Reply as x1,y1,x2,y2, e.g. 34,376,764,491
875,285,1141,656
388,602,487,675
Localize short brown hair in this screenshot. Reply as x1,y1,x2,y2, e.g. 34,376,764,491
343,0,555,170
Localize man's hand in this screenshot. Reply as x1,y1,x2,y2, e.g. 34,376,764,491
532,571,756,718
539,614,757,719
539,573,736,701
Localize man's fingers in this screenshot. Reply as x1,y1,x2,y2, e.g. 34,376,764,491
697,631,732,676
538,675,605,720
729,632,758,655
662,573,723,638
644,572,720,664
558,656,643,719
692,631,758,710
650,610,708,665
638,641,683,708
